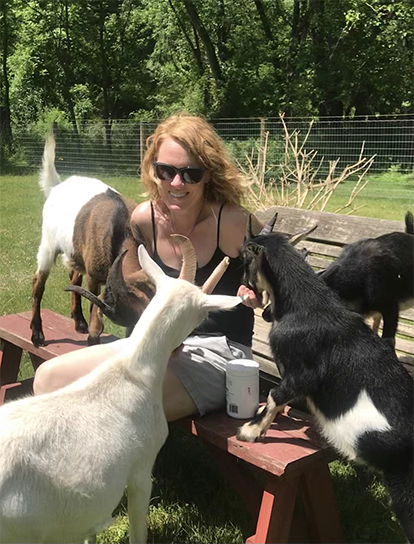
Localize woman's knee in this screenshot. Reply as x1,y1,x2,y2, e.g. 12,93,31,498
33,360,62,395
162,369,198,422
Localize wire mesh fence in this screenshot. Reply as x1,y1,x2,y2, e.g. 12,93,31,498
4,114,414,180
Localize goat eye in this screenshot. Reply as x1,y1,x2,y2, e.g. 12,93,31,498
246,243,258,255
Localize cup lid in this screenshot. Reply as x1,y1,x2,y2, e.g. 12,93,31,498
226,359,259,374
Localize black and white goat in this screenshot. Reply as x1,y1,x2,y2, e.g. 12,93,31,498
237,214,413,543
318,211,414,348
0,237,241,544
31,136,138,346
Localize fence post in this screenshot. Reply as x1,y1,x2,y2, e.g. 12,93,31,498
260,117,266,150
139,122,144,171
259,117,267,175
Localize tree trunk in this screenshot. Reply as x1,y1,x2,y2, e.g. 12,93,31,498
168,0,204,76
183,0,222,85
1,0,13,148
284,0,311,115
254,0,274,42
253,0,280,87
99,2,112,153
62,0,79,137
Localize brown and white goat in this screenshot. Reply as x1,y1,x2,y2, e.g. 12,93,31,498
31,136,137,346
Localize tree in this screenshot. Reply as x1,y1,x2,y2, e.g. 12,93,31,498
0,0,17,148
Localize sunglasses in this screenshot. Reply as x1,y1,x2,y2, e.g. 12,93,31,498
153,162,206,184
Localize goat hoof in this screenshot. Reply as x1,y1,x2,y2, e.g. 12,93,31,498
236,422,259,443
87,336,100,346
31,331,45,347
75,321,89,334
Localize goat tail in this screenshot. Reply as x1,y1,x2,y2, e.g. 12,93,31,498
405,211,414,235
383,465,413,543
64,286,116,320
39,135,61,198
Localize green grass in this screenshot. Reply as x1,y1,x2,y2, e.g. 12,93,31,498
323,171,414,220
0,171,411,543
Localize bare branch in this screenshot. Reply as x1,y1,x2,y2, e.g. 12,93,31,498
240,116,374,214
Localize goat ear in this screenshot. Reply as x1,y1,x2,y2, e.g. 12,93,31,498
288,224,317,246
137,245,166,287
204,294,247,311
245,214,253,240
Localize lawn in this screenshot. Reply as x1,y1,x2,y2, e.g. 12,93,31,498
0,170,412,543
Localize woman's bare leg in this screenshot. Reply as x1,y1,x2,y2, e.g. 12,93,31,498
33,342,125,395
33,342,198,422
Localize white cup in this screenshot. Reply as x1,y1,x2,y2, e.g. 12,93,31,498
226,359,259,419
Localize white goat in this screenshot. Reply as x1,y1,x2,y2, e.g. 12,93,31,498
0,242,243,544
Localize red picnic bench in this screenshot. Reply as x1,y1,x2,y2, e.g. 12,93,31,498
0,308,343,543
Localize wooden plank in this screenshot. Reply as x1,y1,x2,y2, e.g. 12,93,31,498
2,378,34,403
396,337,414,357
252,338,273,361
203,442,262,518
0,342,22,385
296,240,343,258
179,406,336,479
254,353,280,380
256,206,405,245
252,475,299,543
401,308,414,321
300,461,344,543
306,256,333,271
0,310,119,362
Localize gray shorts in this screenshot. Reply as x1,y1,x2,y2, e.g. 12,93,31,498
169,334,253,416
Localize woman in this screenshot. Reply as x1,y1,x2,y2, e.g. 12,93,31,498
33,113,262,421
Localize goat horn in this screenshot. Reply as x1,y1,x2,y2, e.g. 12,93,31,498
405,211,413,235
246,214,253,240
170,234,197,283
64,286,116,319
259,212,278,235
106,248,129,301
201,256,230,294
288,224,318,246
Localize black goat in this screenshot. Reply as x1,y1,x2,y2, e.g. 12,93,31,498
237,214,413,543
318,211,414,348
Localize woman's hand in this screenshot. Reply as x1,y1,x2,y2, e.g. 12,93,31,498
237,284,262,309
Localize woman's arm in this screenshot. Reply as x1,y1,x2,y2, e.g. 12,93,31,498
219,206,264,309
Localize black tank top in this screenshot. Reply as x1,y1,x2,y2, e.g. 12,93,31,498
150,202,254,347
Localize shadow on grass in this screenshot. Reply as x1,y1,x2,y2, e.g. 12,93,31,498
330,460,406,543
97,420,407,544
148,426,254,543
147,427,407,544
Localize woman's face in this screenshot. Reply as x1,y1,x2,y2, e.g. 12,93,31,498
155,137,209,212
